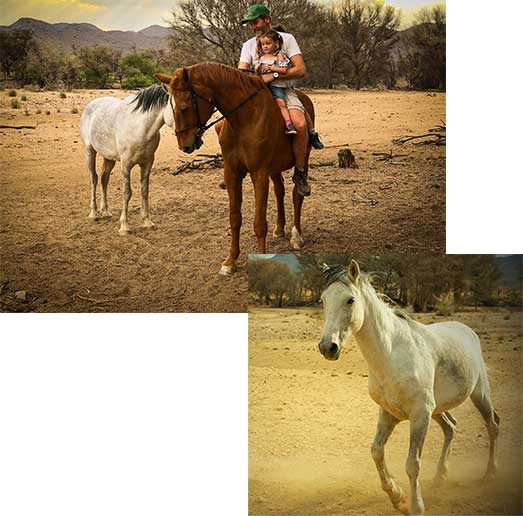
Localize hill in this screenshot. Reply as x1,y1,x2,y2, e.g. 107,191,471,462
0,17,170,52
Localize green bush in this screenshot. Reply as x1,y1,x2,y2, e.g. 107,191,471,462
21,95,28,101
8,89,17,97
122,73,155,90
59,92,66,98
11,99,20,108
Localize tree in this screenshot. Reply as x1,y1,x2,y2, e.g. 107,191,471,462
0,29,35,80
77,45,120,88
118,51,157,89
248,258,295,306
465,256,502,309
399,5,446,89
338,0,400,89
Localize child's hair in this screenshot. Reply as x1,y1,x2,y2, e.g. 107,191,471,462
256,29,283,58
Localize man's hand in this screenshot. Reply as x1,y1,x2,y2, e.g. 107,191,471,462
261,73,274,84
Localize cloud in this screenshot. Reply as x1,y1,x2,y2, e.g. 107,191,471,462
1,0,109,26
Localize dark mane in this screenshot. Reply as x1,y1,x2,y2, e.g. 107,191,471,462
190,62,263,92
131,84,169,113
323,264,350,288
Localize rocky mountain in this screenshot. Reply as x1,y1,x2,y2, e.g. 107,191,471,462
0,17,170,52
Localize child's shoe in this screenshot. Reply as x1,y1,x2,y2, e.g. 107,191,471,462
285,122,297,135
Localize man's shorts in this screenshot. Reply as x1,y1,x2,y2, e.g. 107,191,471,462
284,88,305,113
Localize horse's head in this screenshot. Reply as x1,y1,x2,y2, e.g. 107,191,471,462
154,68,215,154
318,260,365,361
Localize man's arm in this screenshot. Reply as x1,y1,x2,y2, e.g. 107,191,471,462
238,61,251,70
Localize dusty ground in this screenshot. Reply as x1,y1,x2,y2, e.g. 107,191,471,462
249,307,522,515
0,88,444,312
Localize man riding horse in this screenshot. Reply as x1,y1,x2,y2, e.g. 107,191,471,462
218,3,322,197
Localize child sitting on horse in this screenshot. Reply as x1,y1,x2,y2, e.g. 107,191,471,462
255,29,297,135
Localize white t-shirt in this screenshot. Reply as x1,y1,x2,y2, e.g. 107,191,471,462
239,31,302,88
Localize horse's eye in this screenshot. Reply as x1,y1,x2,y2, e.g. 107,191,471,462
347,298,354,305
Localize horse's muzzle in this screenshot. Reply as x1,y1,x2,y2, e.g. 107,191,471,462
319,340,340,361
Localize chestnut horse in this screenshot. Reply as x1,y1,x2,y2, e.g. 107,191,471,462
155,62,314,275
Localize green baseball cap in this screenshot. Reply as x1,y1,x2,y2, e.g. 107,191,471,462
241,4,270,24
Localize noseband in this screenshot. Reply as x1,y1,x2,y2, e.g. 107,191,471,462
169,82,262,139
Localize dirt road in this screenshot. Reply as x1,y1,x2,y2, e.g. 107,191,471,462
1,88,445,312
249,307,522,515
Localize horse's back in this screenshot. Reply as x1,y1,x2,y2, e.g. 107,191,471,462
80,97,121,158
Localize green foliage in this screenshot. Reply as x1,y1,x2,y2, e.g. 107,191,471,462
118,51,157,89
10,98,20,108
21,94,27,101
77,45,120,88
8,89,17,96
59,92,66,98
248,258,296,307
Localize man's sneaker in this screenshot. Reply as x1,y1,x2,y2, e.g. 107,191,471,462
292,168,311,197
285,123,297,135
309,130,324,149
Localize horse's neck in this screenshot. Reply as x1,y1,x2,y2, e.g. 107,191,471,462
198,66,265,126
354,283,399,377
144,109,166,139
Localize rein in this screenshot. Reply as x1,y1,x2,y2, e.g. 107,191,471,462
170,81,262,137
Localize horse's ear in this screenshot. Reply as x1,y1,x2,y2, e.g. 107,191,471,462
348,260,360,282
182,68,189,82
154,73,172,84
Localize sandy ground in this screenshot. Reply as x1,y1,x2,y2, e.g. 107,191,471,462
1,88,444,312
249,307,523,515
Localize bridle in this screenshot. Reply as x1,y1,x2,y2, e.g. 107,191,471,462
169,80,263,138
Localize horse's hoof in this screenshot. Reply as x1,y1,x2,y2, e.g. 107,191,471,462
273,228,285,238
143,220,155,229
219,264,237,275
118,228,130,236
290,226,304,250
394,497,410,515
101,211,112,219
481,470,496,483
88,211,99,221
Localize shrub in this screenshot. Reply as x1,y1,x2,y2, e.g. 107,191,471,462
36,108,42,114
8,89,17,97
434,291,454,316
24,107,29,116
21,95,28,101
71,107,78,114
59,92,66,98
45,110,50,115
11,99,20,108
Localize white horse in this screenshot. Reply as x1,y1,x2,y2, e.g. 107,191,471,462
318,260,500,516
80,85,175,234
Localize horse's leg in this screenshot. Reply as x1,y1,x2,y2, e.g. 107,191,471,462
220,164,243,275
432,412,457,485
139,158,155,228
85,146,98,220
470,380,500,481
290,186,305,250
251,171,269,254
406,406,433,516
290,143,310,250
119,160,133,235
100,158,115,218
272,173,285,237
371,408,409,515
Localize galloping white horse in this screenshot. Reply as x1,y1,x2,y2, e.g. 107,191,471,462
80,85,175,234
318,261,500,516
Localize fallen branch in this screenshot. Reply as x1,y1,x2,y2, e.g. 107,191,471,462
393,124,446,146
173,154,224,175
0,124,36,129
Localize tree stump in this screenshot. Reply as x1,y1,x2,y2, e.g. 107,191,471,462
337,147,358,168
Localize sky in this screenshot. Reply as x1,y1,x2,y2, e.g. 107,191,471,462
1,0,445,32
